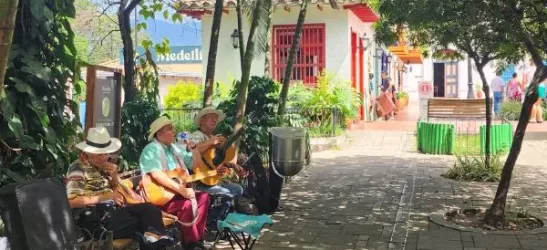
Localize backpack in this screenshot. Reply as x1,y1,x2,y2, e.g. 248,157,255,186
242,153,274,214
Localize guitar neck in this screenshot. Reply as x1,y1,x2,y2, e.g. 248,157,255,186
185,170,218,183
219,126,246,150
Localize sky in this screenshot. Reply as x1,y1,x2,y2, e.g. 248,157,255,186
131,15,202,46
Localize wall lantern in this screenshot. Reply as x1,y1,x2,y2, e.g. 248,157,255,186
359,33,372,50
231,29,239,49
387,53,393,64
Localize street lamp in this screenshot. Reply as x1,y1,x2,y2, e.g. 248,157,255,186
375,48,383,58
387,54,393,64
231,29,239,49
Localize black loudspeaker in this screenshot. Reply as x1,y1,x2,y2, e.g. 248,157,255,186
0,178,79,250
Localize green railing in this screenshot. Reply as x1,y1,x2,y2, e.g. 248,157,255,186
417,121,455,155
480,123,513,155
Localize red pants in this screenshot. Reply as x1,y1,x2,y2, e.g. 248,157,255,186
162,192,210,243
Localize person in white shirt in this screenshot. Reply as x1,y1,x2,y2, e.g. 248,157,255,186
491,72,505,116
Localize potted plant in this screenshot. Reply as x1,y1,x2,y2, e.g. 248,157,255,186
396,91,409,110
474,83,484,99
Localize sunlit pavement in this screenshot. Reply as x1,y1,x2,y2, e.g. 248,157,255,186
214,131,547,250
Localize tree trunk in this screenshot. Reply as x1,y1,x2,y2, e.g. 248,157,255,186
202,0,224,108
233,0,264,135
263,0,273,76
0,0,19,94
118,0,141,103
236,0,245,70
484,67,547,227
475,62,491,167
277,1,308,119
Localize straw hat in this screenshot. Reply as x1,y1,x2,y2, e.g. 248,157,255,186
147,116,174,141
76,127,121,154
193,107,225,127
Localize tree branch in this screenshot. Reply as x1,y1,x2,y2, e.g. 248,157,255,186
99,29,121,45
125,0,141,14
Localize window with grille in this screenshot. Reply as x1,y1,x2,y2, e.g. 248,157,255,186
272,24,326,85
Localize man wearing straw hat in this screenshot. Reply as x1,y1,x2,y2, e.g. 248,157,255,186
140,116,212,250
186,107,246,198
66,127,173,246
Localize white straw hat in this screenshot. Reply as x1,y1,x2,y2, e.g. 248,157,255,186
147,116,174,141
76,127,121,154
193,107,225,127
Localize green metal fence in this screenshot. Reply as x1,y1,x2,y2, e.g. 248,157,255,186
480,123,513,155
417,121,455,155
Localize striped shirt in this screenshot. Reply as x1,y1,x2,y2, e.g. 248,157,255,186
65,160,112,199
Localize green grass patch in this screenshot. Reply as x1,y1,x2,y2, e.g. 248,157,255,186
454,134,481,156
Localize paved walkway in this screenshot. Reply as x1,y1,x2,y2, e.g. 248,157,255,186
244,131,547,250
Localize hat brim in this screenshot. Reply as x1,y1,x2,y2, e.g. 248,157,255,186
147,119,174,141
76,138,121,154
193,110,226,127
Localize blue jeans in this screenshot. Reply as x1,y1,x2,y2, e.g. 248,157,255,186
195,180,244,197
494,91,503,115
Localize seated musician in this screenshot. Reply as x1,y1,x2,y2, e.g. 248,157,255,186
186,107,247,197
139,116,212,250
66,127,173,246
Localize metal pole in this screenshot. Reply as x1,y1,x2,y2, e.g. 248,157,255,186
467,56,474,99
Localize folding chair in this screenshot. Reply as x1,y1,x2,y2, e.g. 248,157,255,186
214,213,274,250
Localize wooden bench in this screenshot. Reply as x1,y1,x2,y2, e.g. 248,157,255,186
427,98,491,120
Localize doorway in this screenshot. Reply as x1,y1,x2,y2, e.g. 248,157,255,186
433,63,445,97
433,62,459,97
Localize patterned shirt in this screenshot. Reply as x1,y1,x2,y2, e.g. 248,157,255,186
66,160,112,199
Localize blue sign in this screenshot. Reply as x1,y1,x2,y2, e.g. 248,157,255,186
120,46,203,64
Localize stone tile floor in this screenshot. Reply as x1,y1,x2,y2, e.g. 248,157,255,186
215,131,547,250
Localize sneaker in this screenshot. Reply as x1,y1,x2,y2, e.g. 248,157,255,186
183,241,213,250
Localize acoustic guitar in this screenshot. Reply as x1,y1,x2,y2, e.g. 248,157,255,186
141,168,218,206
194,126,246,186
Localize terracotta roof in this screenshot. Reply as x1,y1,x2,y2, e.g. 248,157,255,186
178,0,362,9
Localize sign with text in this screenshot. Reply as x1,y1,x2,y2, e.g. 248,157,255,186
93,78,117,137
120,46,203,65
84,66,122,139
419,81,434,120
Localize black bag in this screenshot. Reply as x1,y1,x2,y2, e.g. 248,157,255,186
243,153,275,214
0,178,79,250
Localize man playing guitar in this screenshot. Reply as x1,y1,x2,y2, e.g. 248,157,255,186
184,107,247,198
139,116,216,250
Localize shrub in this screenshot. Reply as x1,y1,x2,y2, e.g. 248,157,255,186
163,81,203,108
442,154,503,182
120,96,161,169
499,100,522,121
301,71,362,130
216,76,280,159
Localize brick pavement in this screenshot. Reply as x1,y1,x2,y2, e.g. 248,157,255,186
217,131,547,250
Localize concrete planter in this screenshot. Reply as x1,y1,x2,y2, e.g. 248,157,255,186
310,133,347,152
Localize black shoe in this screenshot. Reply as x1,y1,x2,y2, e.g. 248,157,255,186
183,241,212,250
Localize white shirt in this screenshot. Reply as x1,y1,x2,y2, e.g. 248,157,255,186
491,76,505,92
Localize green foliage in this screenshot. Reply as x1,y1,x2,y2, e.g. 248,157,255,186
137,49,160,103
499,101,524,121
163,82,203,108
300,71,362,132
120,96,161,169
163,109,198,132
396,91,409,99
0,0,81,186
442,154,503,182
284,82,312,127
216,76,280,158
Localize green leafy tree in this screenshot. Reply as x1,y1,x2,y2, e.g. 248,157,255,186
0,0,81,185
375,0,547,227
0,0,18,93
163,82,203,108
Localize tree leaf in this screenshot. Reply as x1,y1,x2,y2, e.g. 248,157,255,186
163,10,169,19
2,168,26,183
8,115,24,140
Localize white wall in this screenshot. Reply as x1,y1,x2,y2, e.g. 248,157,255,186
419,56,497,99
201,7,351,84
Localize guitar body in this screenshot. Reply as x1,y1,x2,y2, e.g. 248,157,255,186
141,168,218,206
195,144,237,186
142,168,186,206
